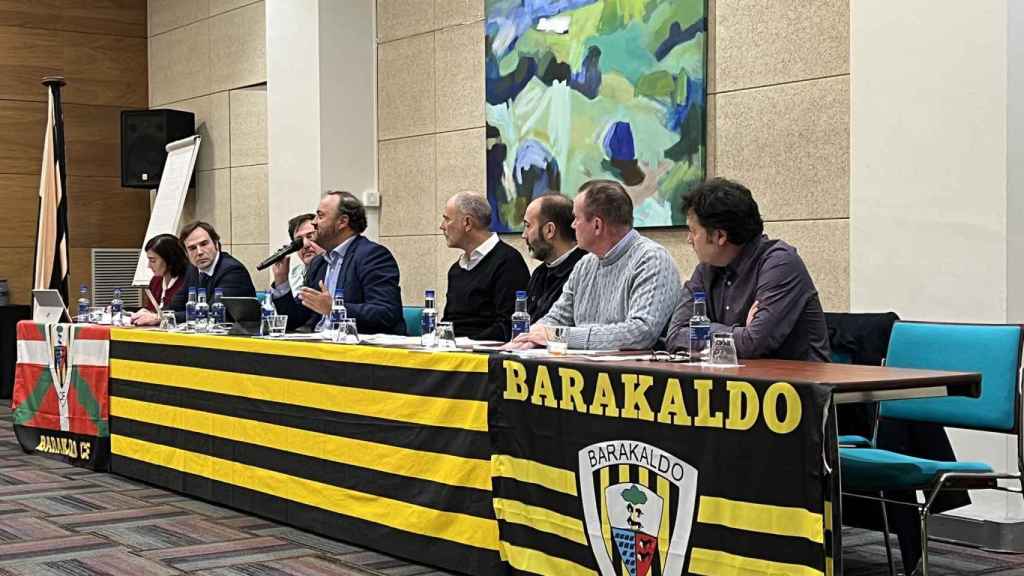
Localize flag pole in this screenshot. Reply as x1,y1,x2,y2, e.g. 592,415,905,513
39,75,70,305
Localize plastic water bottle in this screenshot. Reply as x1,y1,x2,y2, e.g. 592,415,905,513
330,289,347,324
110,288,123,326
259,291,275,335
210,288,225,325
185,287,197,331
688,291,711,361
511,290,530,339
194,288,210,332
77,284,90,322
420,289,437,346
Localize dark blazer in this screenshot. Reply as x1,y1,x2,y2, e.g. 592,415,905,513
170,252,257,321
273,235,405,335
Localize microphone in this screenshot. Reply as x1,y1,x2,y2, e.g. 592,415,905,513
256,237,304,271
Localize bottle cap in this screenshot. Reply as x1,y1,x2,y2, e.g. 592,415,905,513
334,288,344,298
425,289,435,297
214,288,223,295
189,286,197,293
693,291,706,301
516,290,527,299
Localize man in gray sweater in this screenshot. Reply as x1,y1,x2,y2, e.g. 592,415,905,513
507,180,681,350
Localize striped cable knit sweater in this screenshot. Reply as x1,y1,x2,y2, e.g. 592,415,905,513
538,229,682,350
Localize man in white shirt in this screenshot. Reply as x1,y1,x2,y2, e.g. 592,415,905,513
440,191,529,341
272,213,324,298
169,221,257,321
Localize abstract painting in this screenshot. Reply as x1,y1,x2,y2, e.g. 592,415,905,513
485,0,707,231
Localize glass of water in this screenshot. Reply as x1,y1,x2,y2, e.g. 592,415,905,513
333,318,360,344
543,325,569,355
267,315,288,338
435,321,457,349
711,332,739,366
159,311,177,331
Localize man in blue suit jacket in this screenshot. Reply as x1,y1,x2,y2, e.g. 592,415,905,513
271,191,405,335
170,221,257,322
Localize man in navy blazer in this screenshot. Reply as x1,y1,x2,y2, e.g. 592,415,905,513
170,221,257,321
271,191,405,334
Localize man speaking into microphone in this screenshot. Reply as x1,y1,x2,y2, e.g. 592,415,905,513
270,191,405,335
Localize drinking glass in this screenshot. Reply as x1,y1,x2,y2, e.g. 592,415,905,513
267,315,288,338
435,322,457,349
333,318,360,344
710,332,739,366
543,325,569,355
88,307,106,324
159,311,177,331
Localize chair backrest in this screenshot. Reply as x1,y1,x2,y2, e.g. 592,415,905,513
404,306,424,337
880,321,1023,433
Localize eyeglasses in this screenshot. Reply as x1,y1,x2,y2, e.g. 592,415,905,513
648,350,689,363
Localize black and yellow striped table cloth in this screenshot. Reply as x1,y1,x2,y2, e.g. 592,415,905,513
108,329,501,574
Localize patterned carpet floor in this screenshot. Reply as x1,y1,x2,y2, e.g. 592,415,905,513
1,406,1022,575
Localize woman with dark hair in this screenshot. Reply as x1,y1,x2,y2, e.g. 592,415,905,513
130,233,188,326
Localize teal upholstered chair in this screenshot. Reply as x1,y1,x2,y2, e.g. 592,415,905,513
840,321,1024,575
403,306,424,337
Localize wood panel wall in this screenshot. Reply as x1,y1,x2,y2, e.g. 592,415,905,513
0,0,149,304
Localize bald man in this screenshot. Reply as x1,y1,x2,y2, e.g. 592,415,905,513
521,194,585,322
440,191,529,341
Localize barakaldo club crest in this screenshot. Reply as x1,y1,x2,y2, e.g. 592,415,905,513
578,441,699,576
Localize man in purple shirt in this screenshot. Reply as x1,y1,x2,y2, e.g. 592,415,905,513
665,178,830,361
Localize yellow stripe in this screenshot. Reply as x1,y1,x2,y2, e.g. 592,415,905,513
110,328,487,373
490,455,578,496
498,541,596,576
825,500,833,530
112,397,491,491
492,498,587,545
689,548,823,576
111,359,487,432
600,467,610,552
112,435,498,550
697,496,824,544
657,476,670,574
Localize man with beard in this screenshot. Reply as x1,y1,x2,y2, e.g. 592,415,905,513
521,194,585,322
271,213,324,298
271,191,405,334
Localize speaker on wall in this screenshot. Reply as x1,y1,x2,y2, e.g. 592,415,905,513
120,109,196,189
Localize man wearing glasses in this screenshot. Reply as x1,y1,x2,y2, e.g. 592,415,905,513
665,178,830,361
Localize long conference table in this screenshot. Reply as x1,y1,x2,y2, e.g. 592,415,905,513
23,327,980,576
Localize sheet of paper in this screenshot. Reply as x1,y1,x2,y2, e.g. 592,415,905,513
132,136,202,287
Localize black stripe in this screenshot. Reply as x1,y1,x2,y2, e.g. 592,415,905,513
690,523,826,572
497,519,596,570
491,477,581,520
111,417,494,520
109,455,502,575
111,379,491,460
112,340,488,401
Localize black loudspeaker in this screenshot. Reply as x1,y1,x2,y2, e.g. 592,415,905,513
120,109,196,189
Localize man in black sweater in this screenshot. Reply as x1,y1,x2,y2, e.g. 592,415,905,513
521,194,585,322
440,191,529,341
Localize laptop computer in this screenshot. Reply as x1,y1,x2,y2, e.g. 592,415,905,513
32,289,71,324
222,296,262,336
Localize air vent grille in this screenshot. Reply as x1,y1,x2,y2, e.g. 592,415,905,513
91,248,143,307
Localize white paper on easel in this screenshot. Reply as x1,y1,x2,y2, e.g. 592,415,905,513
132,135,201,287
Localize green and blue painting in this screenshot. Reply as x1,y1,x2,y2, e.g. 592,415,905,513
485,0,707,231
